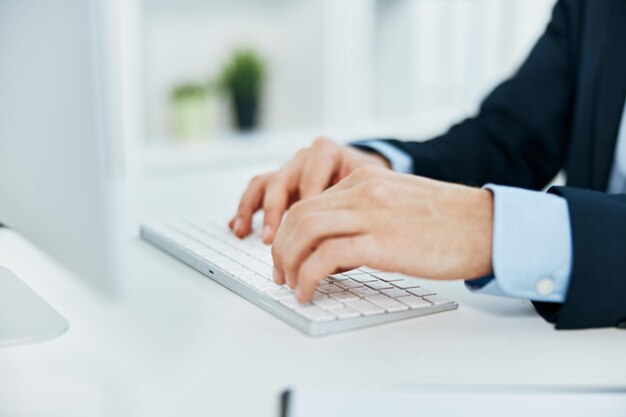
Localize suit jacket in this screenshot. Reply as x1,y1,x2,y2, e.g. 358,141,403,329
359,0,626,329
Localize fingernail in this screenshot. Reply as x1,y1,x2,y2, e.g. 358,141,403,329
263,225,272,242
234,217,242,233
273,268,279,283
295,286,303,300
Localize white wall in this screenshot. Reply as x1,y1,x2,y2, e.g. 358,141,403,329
140,0,556,143
142,0,327,140
372,0,556,137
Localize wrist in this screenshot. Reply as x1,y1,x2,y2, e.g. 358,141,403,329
472,188,494,278
367,152,392,170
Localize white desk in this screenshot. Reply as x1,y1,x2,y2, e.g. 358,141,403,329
0,165,624,417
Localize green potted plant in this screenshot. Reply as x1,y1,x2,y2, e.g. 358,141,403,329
170,83,211,140
219,48,266,131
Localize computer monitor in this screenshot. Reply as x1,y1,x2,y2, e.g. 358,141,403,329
0,0,121,294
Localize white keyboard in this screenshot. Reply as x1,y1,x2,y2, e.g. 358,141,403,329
140,220,458,336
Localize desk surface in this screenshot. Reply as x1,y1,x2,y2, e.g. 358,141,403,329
0,165,624,417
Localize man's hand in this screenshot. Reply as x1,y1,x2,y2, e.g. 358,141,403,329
229,137,391,243
271,166,494,302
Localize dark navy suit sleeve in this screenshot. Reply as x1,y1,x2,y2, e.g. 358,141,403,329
358,0,580,191
535,187,626,329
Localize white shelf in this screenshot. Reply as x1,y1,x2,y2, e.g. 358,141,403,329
140,129,316,175
135,110,461,177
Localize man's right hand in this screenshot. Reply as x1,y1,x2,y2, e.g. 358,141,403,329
228,137,391,244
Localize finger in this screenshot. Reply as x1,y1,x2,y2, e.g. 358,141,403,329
276,189,357,250
275,210,364,289
262,175,291,244
323,165,388,194
294,235,375,302
274,190,357,287
232,175,267,238
299,139,340,199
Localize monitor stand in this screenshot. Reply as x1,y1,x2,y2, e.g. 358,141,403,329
0,267,68,346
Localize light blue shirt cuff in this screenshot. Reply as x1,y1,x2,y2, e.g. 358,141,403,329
351,140,414,174
466,184,573,303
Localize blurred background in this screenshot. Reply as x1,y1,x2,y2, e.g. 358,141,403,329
116,0,556,176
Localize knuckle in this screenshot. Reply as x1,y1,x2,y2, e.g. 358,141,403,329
312,136,333,150
288,200,307,219
263,192,284,211
249,174,265,186
274,170,288,181
352,165,378,179
299,176,323,190
363,179,391,202
296,215,317,236
263,203,278,215
294,147,309,160
265,172,289,193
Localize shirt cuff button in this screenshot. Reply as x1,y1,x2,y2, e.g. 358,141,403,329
536,278,555,296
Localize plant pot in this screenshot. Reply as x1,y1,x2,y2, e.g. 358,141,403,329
170,89,217,141
233,94,259,131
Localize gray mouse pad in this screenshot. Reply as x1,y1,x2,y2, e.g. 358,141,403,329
0,267,68,346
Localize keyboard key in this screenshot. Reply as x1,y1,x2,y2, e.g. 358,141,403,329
364,294,409,312
380,288,410,298
294,305,335,322
332,306,361,319
329,291,360,302
407,287,437,297
329,273,349,281
238,274,265,286
348,286,379,297
391,279,422,289
313,297,343,310
349,274,378,283
254,266,273,279
186,243,205,253
250,280,281,292
257,252,274,265
396,295,432,309
312,291,329,300
371,272,405,282
197,249,219,259
264,288,293,300
228,266,255,277
207,254,229,265
236,254,259,266
335,279,363,289
344,299,385,316
342,269,365,276
214,260,240,272
423,295,454,305
363,280,393,290
234,269,261,281
358,266,382,274
317,283,345,294
279,296,311,309
245,260,267,272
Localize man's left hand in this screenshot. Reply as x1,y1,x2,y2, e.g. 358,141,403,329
271,166,495,302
